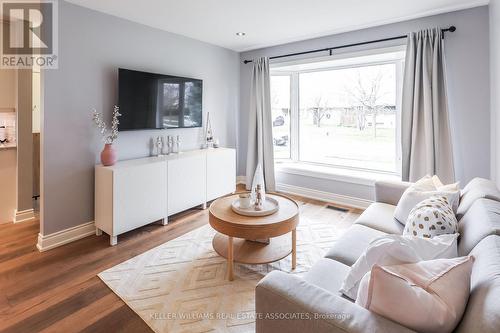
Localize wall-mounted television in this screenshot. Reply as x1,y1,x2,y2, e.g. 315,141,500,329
118,68,202,131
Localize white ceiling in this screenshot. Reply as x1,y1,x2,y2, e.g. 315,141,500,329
65,0,489,52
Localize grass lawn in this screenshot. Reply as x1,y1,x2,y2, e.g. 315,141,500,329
274,124,397,173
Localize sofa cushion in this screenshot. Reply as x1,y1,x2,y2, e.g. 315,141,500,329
354,203,404,234
455,235,500,333
340,233,458,300
304,258,350,296
324,224,386,266
458,199,500,256
356,256,474,333
457,178,500,218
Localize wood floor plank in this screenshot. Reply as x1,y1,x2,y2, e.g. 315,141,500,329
0,278,102,325
1,279,111,332
0,187,360,333
78,305,151,333
1,217,207,317
38,292,123,333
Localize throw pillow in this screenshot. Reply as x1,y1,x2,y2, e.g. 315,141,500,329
403,196,458,238
414,175,438,191
356,256,474,333
394,175,460,225
339,233,458,300
432,175,460,192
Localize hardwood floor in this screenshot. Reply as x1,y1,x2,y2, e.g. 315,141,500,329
0,191,361,333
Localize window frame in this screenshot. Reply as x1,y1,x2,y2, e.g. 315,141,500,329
271,47,405,177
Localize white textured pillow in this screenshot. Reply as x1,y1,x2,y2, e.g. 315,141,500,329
403,196,458,238
394,176,460,225
356,256,474,333
339,233,458,300
433,175,460,192
414,175,439,191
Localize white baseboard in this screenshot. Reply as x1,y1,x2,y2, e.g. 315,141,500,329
36,221,96,252
14,209,36,223
276,183,372,209
236,175,246,185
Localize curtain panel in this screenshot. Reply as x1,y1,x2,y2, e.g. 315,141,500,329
402,28,455,183
246,57,276,191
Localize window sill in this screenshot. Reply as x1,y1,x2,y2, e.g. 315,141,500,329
275,162,401,186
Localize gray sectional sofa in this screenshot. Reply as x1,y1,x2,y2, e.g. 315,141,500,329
256,179,500,333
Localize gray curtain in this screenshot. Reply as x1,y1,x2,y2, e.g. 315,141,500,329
246,57,276,191
402,28,455,183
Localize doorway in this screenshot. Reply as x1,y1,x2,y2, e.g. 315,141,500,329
0,65,41,224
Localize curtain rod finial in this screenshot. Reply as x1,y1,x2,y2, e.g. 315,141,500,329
449,26,456,32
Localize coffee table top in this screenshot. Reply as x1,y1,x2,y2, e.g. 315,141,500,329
209,192,299,239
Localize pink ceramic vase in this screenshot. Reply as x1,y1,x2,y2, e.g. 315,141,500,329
100,144,117,166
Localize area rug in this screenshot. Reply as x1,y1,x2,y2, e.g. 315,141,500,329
98,203,359,333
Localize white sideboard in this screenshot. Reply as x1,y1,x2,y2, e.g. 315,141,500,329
95,148,236,245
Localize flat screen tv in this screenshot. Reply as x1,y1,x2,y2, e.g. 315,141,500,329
118,68,203,131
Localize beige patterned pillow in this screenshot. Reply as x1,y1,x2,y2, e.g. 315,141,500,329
403,196,458,238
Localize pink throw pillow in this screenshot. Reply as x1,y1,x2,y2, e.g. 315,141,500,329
356,256,474,333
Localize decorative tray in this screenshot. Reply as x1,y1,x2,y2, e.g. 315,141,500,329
231,197,279,217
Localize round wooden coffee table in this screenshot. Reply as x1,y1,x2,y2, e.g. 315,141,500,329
209,192,299,281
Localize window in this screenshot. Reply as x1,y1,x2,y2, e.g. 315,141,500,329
270,47,405,175
270,75,291,159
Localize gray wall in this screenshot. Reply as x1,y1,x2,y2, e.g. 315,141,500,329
491,1,500,186
42,1,240,235
239,6,490,200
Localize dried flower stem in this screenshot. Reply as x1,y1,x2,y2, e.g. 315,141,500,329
92,106,121,144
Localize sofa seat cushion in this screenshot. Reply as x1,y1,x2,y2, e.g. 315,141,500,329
304,258,350,296
324,224,387,266
458,199,500,256
455,235,500,333
354,203,404,234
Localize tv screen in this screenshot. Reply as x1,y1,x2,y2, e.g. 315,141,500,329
118,68,202,131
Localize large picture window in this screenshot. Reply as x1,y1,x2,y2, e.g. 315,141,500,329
270,48,405,175
270,75,291,159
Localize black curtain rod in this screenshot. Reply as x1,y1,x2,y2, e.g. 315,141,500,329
243,26,456,64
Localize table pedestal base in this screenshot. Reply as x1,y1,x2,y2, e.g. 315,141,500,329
212,231,296,281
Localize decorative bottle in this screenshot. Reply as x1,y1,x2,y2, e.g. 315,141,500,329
156,136,163,157
255,184,263,211
167,136,173,155
162,136,168,155
174,135,181,153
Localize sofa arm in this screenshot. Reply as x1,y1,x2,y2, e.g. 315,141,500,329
374,180,412,206
256,271,414,333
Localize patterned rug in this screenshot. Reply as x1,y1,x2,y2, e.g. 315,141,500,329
98,202,359,333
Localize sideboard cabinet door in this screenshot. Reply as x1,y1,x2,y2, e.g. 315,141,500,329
206,149,236,201
113,161,168,235
167,154,206,215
